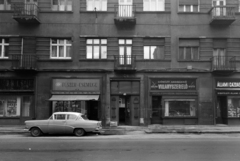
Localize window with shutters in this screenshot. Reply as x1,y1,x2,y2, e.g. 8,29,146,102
143,38,165,60
178,0,199,12
179,39,199,61
0,0,10,10
143,0,165,11
0,38,9,59
86,0,107,11
52,0,72,11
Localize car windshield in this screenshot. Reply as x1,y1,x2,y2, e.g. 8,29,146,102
49,115,53,120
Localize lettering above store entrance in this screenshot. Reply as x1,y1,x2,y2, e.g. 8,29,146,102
52,79,100,91
216,79,240,88
150,78,196,90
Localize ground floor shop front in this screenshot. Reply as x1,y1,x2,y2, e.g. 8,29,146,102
2,72,240,126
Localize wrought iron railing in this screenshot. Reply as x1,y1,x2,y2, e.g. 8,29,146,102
11,54,38,70
209,6,235,19
12,3,39,17
114,5,136,18
211,56,236,71
114,55,136,69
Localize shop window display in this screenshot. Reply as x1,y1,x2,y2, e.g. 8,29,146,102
53,101,82,113
164,99,196,117
228,97,240,117
0,96,21,117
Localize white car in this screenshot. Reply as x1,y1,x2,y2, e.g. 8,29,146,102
25,112,102,137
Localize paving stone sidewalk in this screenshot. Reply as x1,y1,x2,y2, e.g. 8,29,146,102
1,124,240,135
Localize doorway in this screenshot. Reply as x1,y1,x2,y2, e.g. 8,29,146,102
118,96,131,125
216,96,228,124
151,96,163,124
86,100,99,121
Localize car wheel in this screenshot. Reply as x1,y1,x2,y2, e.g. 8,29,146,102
30,127,42,137
74,128,85,137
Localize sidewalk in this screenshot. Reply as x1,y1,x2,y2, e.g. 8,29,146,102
1,124,240,135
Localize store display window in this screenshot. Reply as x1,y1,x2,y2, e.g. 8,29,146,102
164,99,196,117
0,95,32,117
228,96,240,117
52,101,82,113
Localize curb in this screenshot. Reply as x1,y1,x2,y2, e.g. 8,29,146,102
144,130,240,134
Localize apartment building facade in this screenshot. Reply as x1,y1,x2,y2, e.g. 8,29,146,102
0,0,240,126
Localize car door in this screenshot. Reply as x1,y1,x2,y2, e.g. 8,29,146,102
48,114,67,134
65,114,78,134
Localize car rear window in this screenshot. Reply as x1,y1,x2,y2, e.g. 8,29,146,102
55,114,65,120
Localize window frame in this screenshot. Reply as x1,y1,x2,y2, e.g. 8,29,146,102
86,38,107,59
51,0,72,11
179,47,199,60
178,4,199,12
86,0,108,11
50,38,72,59
164,98,197,117
0,38,9,59
0,0,11,10
144,45,164,60
143,0,165,11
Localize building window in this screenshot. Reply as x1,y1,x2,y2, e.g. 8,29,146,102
164,99,196,117
144,46,164,59
179,5,198,12
86,0,107,11
52,0,72,11
0,38,9,59
228,96,240,117
0,0,11,10
143,0,165,11
50,39,72,59
0,96,32,117
86,39,107,59
179,39,199,60
119,39,132,65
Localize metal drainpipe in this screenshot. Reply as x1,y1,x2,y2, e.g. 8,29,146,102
21,38,23,67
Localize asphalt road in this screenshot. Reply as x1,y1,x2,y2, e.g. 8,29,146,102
1,133,240,161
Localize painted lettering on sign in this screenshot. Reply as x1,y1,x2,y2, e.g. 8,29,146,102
217,82,240,88
53,79,100,91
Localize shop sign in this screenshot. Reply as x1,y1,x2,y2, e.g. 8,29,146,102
52,79,100,91
150,78,196,90
217,91,240,95
0,79,34,91
216,79,240,88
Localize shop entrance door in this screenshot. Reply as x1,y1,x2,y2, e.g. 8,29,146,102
151,96,163,124
216,96,228,124
86,100,99,120
119,96,131,125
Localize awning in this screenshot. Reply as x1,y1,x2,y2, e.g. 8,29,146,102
49,95,99,101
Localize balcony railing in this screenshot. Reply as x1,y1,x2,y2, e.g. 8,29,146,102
211,56,236,72
209,6,236,25
12,3,40,24
11,54,38,70
114,5,136,26
114,55,136,71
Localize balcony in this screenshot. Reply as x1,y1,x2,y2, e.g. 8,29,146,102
11,54,38,71
209,6,236,25
211,56,236,74
114,5,136,27
12,3,40,24
114,56,136,72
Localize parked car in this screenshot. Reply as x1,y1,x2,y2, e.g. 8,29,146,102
25,112,102,137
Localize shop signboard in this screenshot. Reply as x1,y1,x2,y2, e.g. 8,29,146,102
150,78,196,90
52,79,100,92
216,79,240,88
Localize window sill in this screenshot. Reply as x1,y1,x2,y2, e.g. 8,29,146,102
0,10,13,13
79,59,113,62
0,117,20,119
163,116,198,119
40,11,73,13
178,60,211,62
136,11,171,14
39,59,72,62
178,12,206,14
137,59,171,62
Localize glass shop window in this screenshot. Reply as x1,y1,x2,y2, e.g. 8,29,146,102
52,101,82,113
0,96,24,117
228,96,240,117
164,99,196,117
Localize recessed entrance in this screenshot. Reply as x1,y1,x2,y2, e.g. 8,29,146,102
119,96,131,125
216,96,228,124
151,96,163,124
